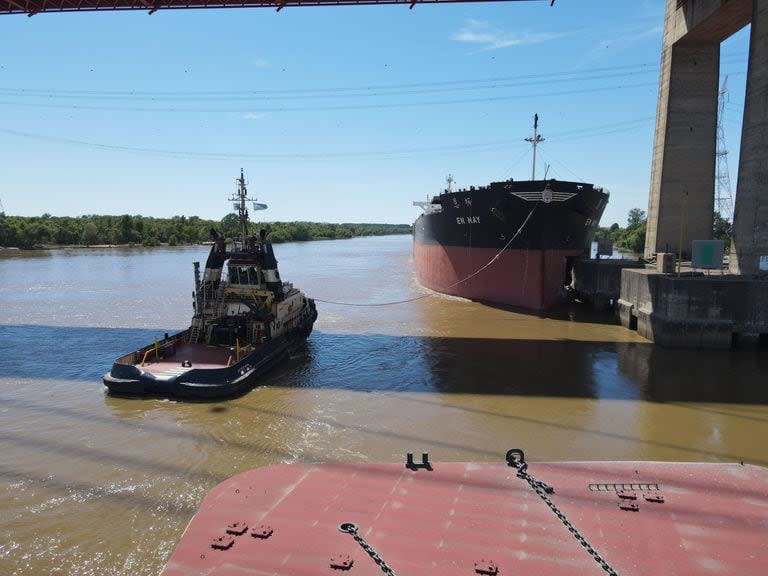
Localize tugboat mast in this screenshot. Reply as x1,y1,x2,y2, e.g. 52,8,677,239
230,168,251,247
524,113,545,180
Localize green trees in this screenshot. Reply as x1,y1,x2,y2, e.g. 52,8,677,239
595,208,734,256
0,212,411,248
712,211,733,243
621,209,647,254
81,222,99,246
594,208,647,255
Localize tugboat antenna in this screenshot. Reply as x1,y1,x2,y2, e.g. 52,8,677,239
524,113,545,180
230,168,252,247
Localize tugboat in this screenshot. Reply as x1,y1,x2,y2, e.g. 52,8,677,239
103,170,317,399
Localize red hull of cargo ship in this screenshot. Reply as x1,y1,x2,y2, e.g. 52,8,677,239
414,241,581,309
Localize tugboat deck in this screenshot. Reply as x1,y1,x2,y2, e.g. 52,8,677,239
139,343,231,378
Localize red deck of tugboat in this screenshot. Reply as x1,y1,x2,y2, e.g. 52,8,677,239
161,459,768,575
139,343,230,376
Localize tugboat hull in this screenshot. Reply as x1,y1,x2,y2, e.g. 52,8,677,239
103,316,315,400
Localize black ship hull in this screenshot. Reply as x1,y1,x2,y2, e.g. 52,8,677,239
413,179,608,309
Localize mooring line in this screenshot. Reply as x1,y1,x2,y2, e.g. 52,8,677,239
313,205,538,307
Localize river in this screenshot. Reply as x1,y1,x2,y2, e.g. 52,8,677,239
1,235,767,575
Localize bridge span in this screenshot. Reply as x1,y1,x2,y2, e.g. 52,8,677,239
1,0,548,17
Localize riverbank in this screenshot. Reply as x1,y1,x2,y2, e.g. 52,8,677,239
0,214,412,249
0,231,412,251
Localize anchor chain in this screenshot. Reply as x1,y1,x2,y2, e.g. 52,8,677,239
338,522,397,576
506,449,619,576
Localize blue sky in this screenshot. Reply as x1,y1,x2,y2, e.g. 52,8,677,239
0,0,750,226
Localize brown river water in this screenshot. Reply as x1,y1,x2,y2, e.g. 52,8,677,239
1,235,767,575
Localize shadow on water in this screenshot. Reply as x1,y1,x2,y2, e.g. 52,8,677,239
480,300,623,326
2,324,767,406
274,330,768,405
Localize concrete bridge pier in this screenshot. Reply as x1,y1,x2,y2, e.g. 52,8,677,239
620,0,768,347
730,0,768,275
645,0,761,260
646,39,719,259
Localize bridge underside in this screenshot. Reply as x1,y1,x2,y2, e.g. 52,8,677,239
0,0,541,16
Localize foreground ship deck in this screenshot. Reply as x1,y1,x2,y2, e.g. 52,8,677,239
162,452,768,575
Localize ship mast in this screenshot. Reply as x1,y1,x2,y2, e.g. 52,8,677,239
230,168,251,247
446,174,454,193
524,113,545,180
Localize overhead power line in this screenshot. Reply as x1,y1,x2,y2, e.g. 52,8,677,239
0,117,655,161
0,81,658,114
0,70,659,103
0,55,747,100
0,62,661,99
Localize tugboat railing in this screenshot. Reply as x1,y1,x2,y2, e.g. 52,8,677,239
117,332,186,367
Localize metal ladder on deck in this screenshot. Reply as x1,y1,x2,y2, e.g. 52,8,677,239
188,318,204,344
211,287,226,316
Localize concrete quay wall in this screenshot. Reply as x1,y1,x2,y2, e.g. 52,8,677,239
570,259,645,309
618,268,768,348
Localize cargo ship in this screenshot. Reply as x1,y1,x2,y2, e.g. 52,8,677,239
103,170,317,400
160,449,768,575
413,116,608,310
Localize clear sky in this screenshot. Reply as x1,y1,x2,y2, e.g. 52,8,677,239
0,0,750,226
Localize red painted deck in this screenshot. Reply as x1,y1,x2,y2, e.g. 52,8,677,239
162,459,768,575
139,343,230,377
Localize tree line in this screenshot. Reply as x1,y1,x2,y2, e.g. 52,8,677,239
594,208,733,255
0,212,412,248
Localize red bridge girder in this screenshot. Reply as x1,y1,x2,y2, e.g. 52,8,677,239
1,0,547,17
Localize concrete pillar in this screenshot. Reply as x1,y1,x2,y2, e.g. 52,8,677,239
730,0,768,275
646,35,719,259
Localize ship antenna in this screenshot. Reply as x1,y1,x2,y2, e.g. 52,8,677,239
524,113,545,180
446,174,454,193
230,168,251,248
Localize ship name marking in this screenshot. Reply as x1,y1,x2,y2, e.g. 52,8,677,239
456,216,481,225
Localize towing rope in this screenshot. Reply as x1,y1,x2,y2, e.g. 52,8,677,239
313,205,538,307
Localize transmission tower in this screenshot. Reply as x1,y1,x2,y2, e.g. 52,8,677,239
715,76,734,221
